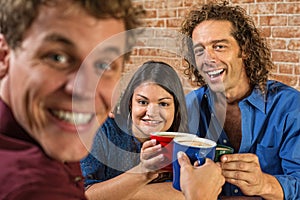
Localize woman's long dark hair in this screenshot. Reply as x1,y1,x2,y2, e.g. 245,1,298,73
114,60,189,134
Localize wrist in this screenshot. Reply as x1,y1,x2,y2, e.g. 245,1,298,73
130,163,159,183
259,174,284,200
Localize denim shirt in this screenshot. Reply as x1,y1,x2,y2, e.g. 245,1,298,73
80,117,142,187
186,80,300,199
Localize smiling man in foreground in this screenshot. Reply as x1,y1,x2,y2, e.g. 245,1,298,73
0,0,144,199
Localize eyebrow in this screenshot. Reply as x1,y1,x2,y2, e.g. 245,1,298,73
193,39,230,49
45,33,122,56
94,46,121,57
136,94,173,101
44,33,75,47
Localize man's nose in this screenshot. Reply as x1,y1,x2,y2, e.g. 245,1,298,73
203,48,217,64
65,66,98,100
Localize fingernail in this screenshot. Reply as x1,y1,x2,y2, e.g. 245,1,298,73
151,139,157,145
159,154,164,161
177,151,184,159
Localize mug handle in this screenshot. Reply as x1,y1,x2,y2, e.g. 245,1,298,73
195,152,205,165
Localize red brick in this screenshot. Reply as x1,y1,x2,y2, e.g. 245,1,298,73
272,51,299,63
250,4,275,14
144,0,165,9
288,40,300,51
288,16,300,26
260,16,287,26
276,3,300,14
278,64,294,74
268,39,287,50
167,18,182,28
232,0,254,3
145,19,165,27
165,0,183,8
158,9,177,18
260,27,271,37
269,74,298,86
145,10,158,18
295,65,300,75
256,0,283,2
272,27,300,38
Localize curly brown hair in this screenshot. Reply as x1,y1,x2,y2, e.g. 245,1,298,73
0,0,145,60
180,1,274,93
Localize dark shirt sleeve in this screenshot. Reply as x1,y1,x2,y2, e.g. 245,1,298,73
80,152,104,188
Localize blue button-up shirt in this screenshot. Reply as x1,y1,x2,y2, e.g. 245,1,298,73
186,80,300,199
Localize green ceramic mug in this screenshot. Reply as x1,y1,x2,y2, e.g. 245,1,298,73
214,144,234,162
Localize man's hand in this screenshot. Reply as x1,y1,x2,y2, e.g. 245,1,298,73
178,151,225,200
220,153,283,199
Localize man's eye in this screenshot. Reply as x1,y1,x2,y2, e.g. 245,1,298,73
194,48,204,57
95,62,111,71
43,53,71,69
214,45,226,50
50,54,67,63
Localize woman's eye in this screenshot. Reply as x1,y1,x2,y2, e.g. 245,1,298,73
138,100,148,105
159,102,169,107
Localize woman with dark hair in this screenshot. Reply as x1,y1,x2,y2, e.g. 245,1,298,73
81,61,188,200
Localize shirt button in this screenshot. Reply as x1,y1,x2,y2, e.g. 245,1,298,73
204,94,207,98
74,176,82,182
211,113,214,117
223,139,227,144
234,189,239,194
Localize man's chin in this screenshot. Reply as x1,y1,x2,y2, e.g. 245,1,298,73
46,146,89,163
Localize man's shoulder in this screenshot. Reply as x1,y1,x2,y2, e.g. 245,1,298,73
267,80,300,99
186,86,208,99
0,134,84,199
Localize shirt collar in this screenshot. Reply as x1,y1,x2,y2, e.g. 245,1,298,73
203,85,267,114
243,86,266,113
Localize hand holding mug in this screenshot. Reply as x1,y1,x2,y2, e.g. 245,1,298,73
177,151,225,200
139,139,165,173
220,153,282,198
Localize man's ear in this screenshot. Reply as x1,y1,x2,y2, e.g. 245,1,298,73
0,34,10,79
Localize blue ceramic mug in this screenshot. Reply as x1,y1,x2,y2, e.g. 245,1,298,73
172,136,216,191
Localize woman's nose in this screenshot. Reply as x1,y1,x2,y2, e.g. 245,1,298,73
146,104,159,117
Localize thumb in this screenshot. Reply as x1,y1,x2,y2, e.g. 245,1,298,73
177,151,192,167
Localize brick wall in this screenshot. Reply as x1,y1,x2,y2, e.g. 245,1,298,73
127,0,300,92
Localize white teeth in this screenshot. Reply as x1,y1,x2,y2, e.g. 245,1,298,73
143,120,161,125
207,69,224,76
51,110,93,125
149,121,160,125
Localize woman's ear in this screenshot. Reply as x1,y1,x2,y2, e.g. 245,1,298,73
0,34,10,79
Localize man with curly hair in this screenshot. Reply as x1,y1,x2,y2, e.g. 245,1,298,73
0,0,144,199
180,1,300,199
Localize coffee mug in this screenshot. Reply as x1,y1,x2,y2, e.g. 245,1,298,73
172,136,216,191
150,132,193,171
214,144,234,162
